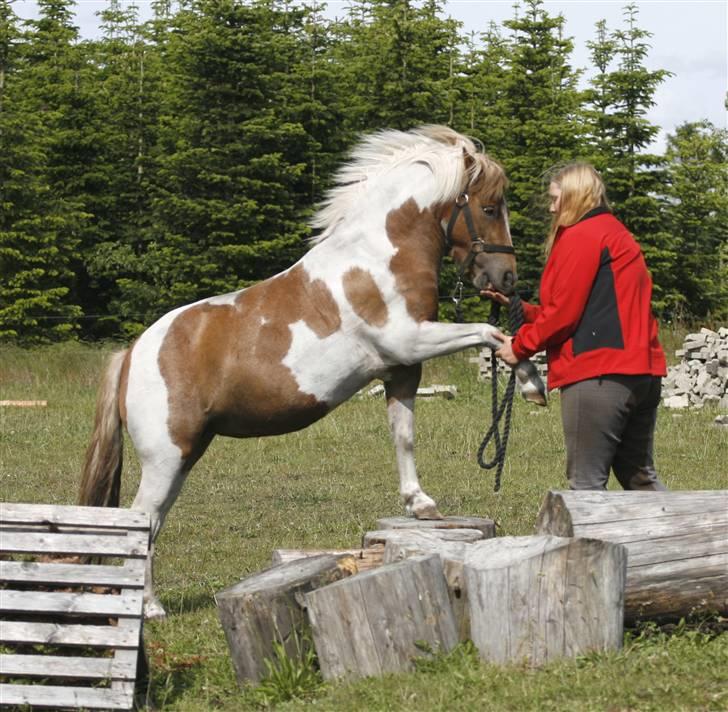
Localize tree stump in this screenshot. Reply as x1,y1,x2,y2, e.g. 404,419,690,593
376,515,495,539
379,530,472,641
363,527,483,548
535,490,728,621
304,554,458,681
215,555,355,684
271,547,384,572
465,536,626,666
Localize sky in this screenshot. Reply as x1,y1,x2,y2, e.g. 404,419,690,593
13,0,728,153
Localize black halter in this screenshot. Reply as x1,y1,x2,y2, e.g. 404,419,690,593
444,192,516,319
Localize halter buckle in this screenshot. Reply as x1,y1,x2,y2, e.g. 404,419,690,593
455,193,469,207
451,279,464,307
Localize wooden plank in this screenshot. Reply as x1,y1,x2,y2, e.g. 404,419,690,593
0,530,149,558
112,613,142,701
0,620,141,648
0,653,137,681
0,502,150,530
1,589,144,618
0,558,145,588
0,683,133,710
0,400,47,407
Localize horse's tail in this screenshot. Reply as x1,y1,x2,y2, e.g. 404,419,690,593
78,349,128,508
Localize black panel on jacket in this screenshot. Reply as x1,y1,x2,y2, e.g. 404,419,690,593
572,247,624,355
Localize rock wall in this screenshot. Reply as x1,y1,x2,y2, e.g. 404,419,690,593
662,328,728,409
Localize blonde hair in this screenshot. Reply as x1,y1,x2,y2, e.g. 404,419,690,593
545,162,610,256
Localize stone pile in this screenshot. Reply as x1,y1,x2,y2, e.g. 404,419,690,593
662,327,728,410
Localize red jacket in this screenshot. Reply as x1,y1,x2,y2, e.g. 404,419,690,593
512,208,667,390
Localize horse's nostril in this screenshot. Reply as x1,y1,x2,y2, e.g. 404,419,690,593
504,271,515,287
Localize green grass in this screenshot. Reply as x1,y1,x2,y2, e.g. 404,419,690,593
1,338,727,711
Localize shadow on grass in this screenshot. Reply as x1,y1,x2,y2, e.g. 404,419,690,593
159,588,219,616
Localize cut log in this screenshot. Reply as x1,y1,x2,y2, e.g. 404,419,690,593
363,527,483,547
270,546,383,572
535,490,728,621
304,554,458,681
465,536,626,666
380,530,472,641
215,554,355,684
375,515,496,539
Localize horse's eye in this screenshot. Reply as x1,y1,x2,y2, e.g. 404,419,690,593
483,205,496,217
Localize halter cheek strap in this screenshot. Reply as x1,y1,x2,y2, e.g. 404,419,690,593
444,193,516,322
444,194,516,259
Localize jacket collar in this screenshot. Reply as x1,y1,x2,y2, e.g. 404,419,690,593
578,206,611,223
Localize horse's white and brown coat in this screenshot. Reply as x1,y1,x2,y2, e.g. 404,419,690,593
80,125,546,619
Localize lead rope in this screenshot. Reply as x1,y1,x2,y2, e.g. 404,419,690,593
476,293,525,491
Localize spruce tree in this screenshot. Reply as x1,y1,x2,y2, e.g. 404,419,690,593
664,121,728,320
80,0,163,337
584,4,675,312
498,0,585,300
0,0,84,341
330,0,461,135
114,0,321,332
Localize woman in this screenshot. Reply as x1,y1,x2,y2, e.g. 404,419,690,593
491,162,667,490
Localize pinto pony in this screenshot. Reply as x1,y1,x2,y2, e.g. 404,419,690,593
80,125,546,618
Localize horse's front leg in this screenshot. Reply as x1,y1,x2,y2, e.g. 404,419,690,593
382,322,546,407
383,364,442,520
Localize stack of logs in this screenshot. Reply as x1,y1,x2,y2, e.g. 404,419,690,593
662,327,728,409
216,490,727,685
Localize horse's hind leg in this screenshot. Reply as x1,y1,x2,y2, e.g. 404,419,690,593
384,364,443,520
130,432,212,620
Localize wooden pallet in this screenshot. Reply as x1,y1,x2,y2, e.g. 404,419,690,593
0,502,150,710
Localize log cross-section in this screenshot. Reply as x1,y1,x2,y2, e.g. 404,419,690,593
0,502,150,711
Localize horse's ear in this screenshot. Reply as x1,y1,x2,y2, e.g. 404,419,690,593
461,147,478,189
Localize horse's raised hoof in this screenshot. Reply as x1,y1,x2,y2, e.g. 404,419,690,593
522,388,547,407
144,599,167,621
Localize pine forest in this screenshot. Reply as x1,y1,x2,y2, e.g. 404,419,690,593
2,0,727,342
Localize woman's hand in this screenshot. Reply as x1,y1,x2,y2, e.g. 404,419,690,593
480,289,510,306
495,335,519,366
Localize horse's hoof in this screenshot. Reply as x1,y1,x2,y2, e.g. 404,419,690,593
523,390,547,407
144,600,167,621
413,503,444,520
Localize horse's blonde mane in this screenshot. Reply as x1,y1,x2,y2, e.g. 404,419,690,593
310,125,505,243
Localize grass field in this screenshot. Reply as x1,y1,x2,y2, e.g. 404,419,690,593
1,336,726,710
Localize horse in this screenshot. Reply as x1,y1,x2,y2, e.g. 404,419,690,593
79,125,546,619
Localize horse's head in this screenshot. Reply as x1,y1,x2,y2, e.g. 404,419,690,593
442,159,517,296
